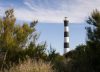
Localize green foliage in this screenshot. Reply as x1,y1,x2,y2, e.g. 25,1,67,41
64,9,100,72
47,46,67,72
25,42,47,60
0,9,65,71
47,46,58,61
0,9,35,52
65,45,92,72
0,9,46,69
86,9,100,72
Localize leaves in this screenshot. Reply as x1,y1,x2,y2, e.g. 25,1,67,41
0,9,47,69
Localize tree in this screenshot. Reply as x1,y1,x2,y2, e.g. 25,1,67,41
0,9,46,69
0,9,36,52
64,9,100,72
25,41,47,60
85,9,100,72
64,45,91,72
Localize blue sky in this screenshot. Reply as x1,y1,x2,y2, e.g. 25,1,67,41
0,0,100,54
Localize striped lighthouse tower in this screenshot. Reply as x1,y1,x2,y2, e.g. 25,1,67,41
64,17,69,54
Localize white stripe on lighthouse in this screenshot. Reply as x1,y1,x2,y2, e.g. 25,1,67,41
64,37,69,42
64,48,70,54
64,27,69,32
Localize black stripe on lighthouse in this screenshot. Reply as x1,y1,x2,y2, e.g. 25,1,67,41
64,42,69,48
64,32,69,37
64,17,69,54
64,21,68,26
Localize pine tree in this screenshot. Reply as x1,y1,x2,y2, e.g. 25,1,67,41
86,9,100,72
0,9,41,69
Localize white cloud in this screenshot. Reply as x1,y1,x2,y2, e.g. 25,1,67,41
0,7,6,16
1,0,100,23
24,1,37,11
21,0,100,23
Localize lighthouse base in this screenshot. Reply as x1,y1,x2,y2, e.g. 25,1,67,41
64,48,70,54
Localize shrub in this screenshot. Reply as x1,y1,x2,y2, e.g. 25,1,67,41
1,59,55,72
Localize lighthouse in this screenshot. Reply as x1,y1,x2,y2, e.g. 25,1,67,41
64,17,69,54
